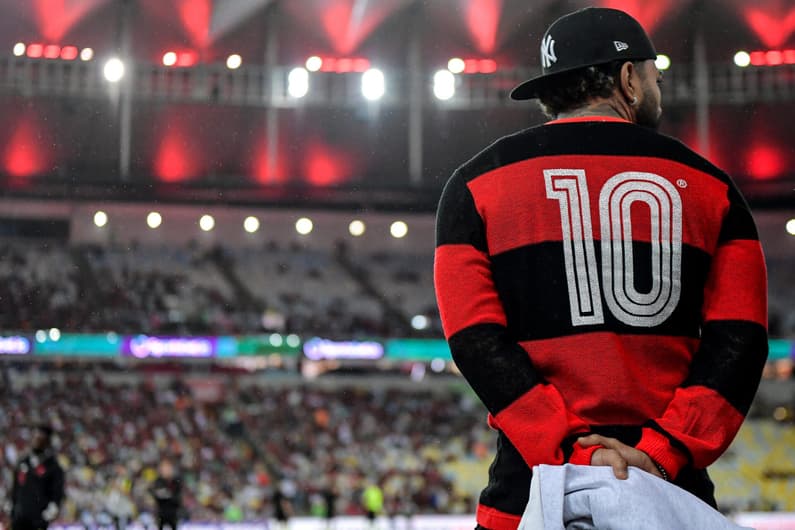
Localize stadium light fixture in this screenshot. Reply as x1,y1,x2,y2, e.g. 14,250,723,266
35,330,47,343
447,57,465,74
305,55,322,72
48,328,61,341
103,57,125,82
433,69,456,100
226,54,242,70
80,47,94,61
60,46,78,60
26,43,43,58
288,67,309,98
13,42,25,56
162,51,177,66
430,358,446,373
93,211,108,228
295,217,313,235
786,219,795,236
348,219,365,237
734,51,751,67
390,221,408,239
285,334,300,348
44,45,60,59
147,211,162,229
655,54,671,71
411,315,429,330
199,214,215,232
361,68,385,101
244,216,260,233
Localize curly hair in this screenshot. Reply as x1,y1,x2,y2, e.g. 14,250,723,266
536,60,640,118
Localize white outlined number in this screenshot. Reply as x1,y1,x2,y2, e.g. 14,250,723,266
545,170,683,328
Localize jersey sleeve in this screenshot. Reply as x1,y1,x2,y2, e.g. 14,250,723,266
634,184,768,479
434,171,599,468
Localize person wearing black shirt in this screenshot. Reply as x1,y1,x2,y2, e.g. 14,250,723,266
10,425,65,530
148,460,181,530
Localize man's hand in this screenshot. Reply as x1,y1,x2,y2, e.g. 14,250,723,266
42,502,59,522
577,434,664,480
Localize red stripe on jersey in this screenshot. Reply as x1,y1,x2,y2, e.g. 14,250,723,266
703,239,767,326
492,383,589,468
519,333,699,425
434,244,507,338
655,385,746,469
635,427,690,480
466,155,729,256
477,504,522,530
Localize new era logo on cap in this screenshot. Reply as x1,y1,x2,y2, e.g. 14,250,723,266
614,41,629,52
541,34,557,68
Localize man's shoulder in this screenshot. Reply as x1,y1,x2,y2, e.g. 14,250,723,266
451,125,547,184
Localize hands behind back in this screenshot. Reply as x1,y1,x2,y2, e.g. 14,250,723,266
577,434,664,480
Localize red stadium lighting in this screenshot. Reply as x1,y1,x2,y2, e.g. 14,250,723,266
26,43,43,58
313,56,370,74
60,46,78,60
319,57,336,72
43,44,60,59
176,51,197,67
464,59,479,74
749,51,766,66
746,49,795,66
766,50,783,65
479,59,497,74
336,58,352,73
460,58,498,74
353,58,370,72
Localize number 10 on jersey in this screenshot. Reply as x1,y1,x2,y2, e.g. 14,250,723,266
544,169,683,328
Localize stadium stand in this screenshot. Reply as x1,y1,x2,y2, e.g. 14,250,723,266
0,365,489,522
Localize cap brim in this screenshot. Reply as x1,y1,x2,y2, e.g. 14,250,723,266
509,76,545,100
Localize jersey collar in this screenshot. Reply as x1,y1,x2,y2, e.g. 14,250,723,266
546,116,631,125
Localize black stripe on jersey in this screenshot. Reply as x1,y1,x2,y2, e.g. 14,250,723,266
435,173,488,251
489,241,711,340
448,323,545,414
683,320,768,414
479,431,532,516
455,122,732,187
718,201,759,243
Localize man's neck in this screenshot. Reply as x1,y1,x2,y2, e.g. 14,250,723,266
557,99,632,122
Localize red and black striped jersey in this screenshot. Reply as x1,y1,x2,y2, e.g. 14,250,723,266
434,116,768,530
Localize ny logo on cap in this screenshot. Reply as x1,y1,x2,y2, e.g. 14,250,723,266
614,41,629,52
541,35,557,68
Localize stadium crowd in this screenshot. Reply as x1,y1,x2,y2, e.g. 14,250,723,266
2,240,792,340
0,240,443,339
0,366,488,523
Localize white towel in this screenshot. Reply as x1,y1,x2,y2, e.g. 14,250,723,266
518,464,752,530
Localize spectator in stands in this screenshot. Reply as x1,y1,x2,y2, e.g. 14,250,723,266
149,460,182,530
271,479,295,530
9,425,65,530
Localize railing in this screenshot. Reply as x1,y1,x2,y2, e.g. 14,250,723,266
0,57,793,107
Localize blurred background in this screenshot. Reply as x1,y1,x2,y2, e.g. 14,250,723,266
0,0,792,528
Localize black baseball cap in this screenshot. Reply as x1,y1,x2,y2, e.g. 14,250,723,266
510,7,657,101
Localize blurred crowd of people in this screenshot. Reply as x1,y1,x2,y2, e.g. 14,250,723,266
0,240,443,339
0,365,490,524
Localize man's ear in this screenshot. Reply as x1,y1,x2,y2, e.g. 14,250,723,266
619,61,637,103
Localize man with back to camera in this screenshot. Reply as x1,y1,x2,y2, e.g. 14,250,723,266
434,7,768,530
10,425,65,530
